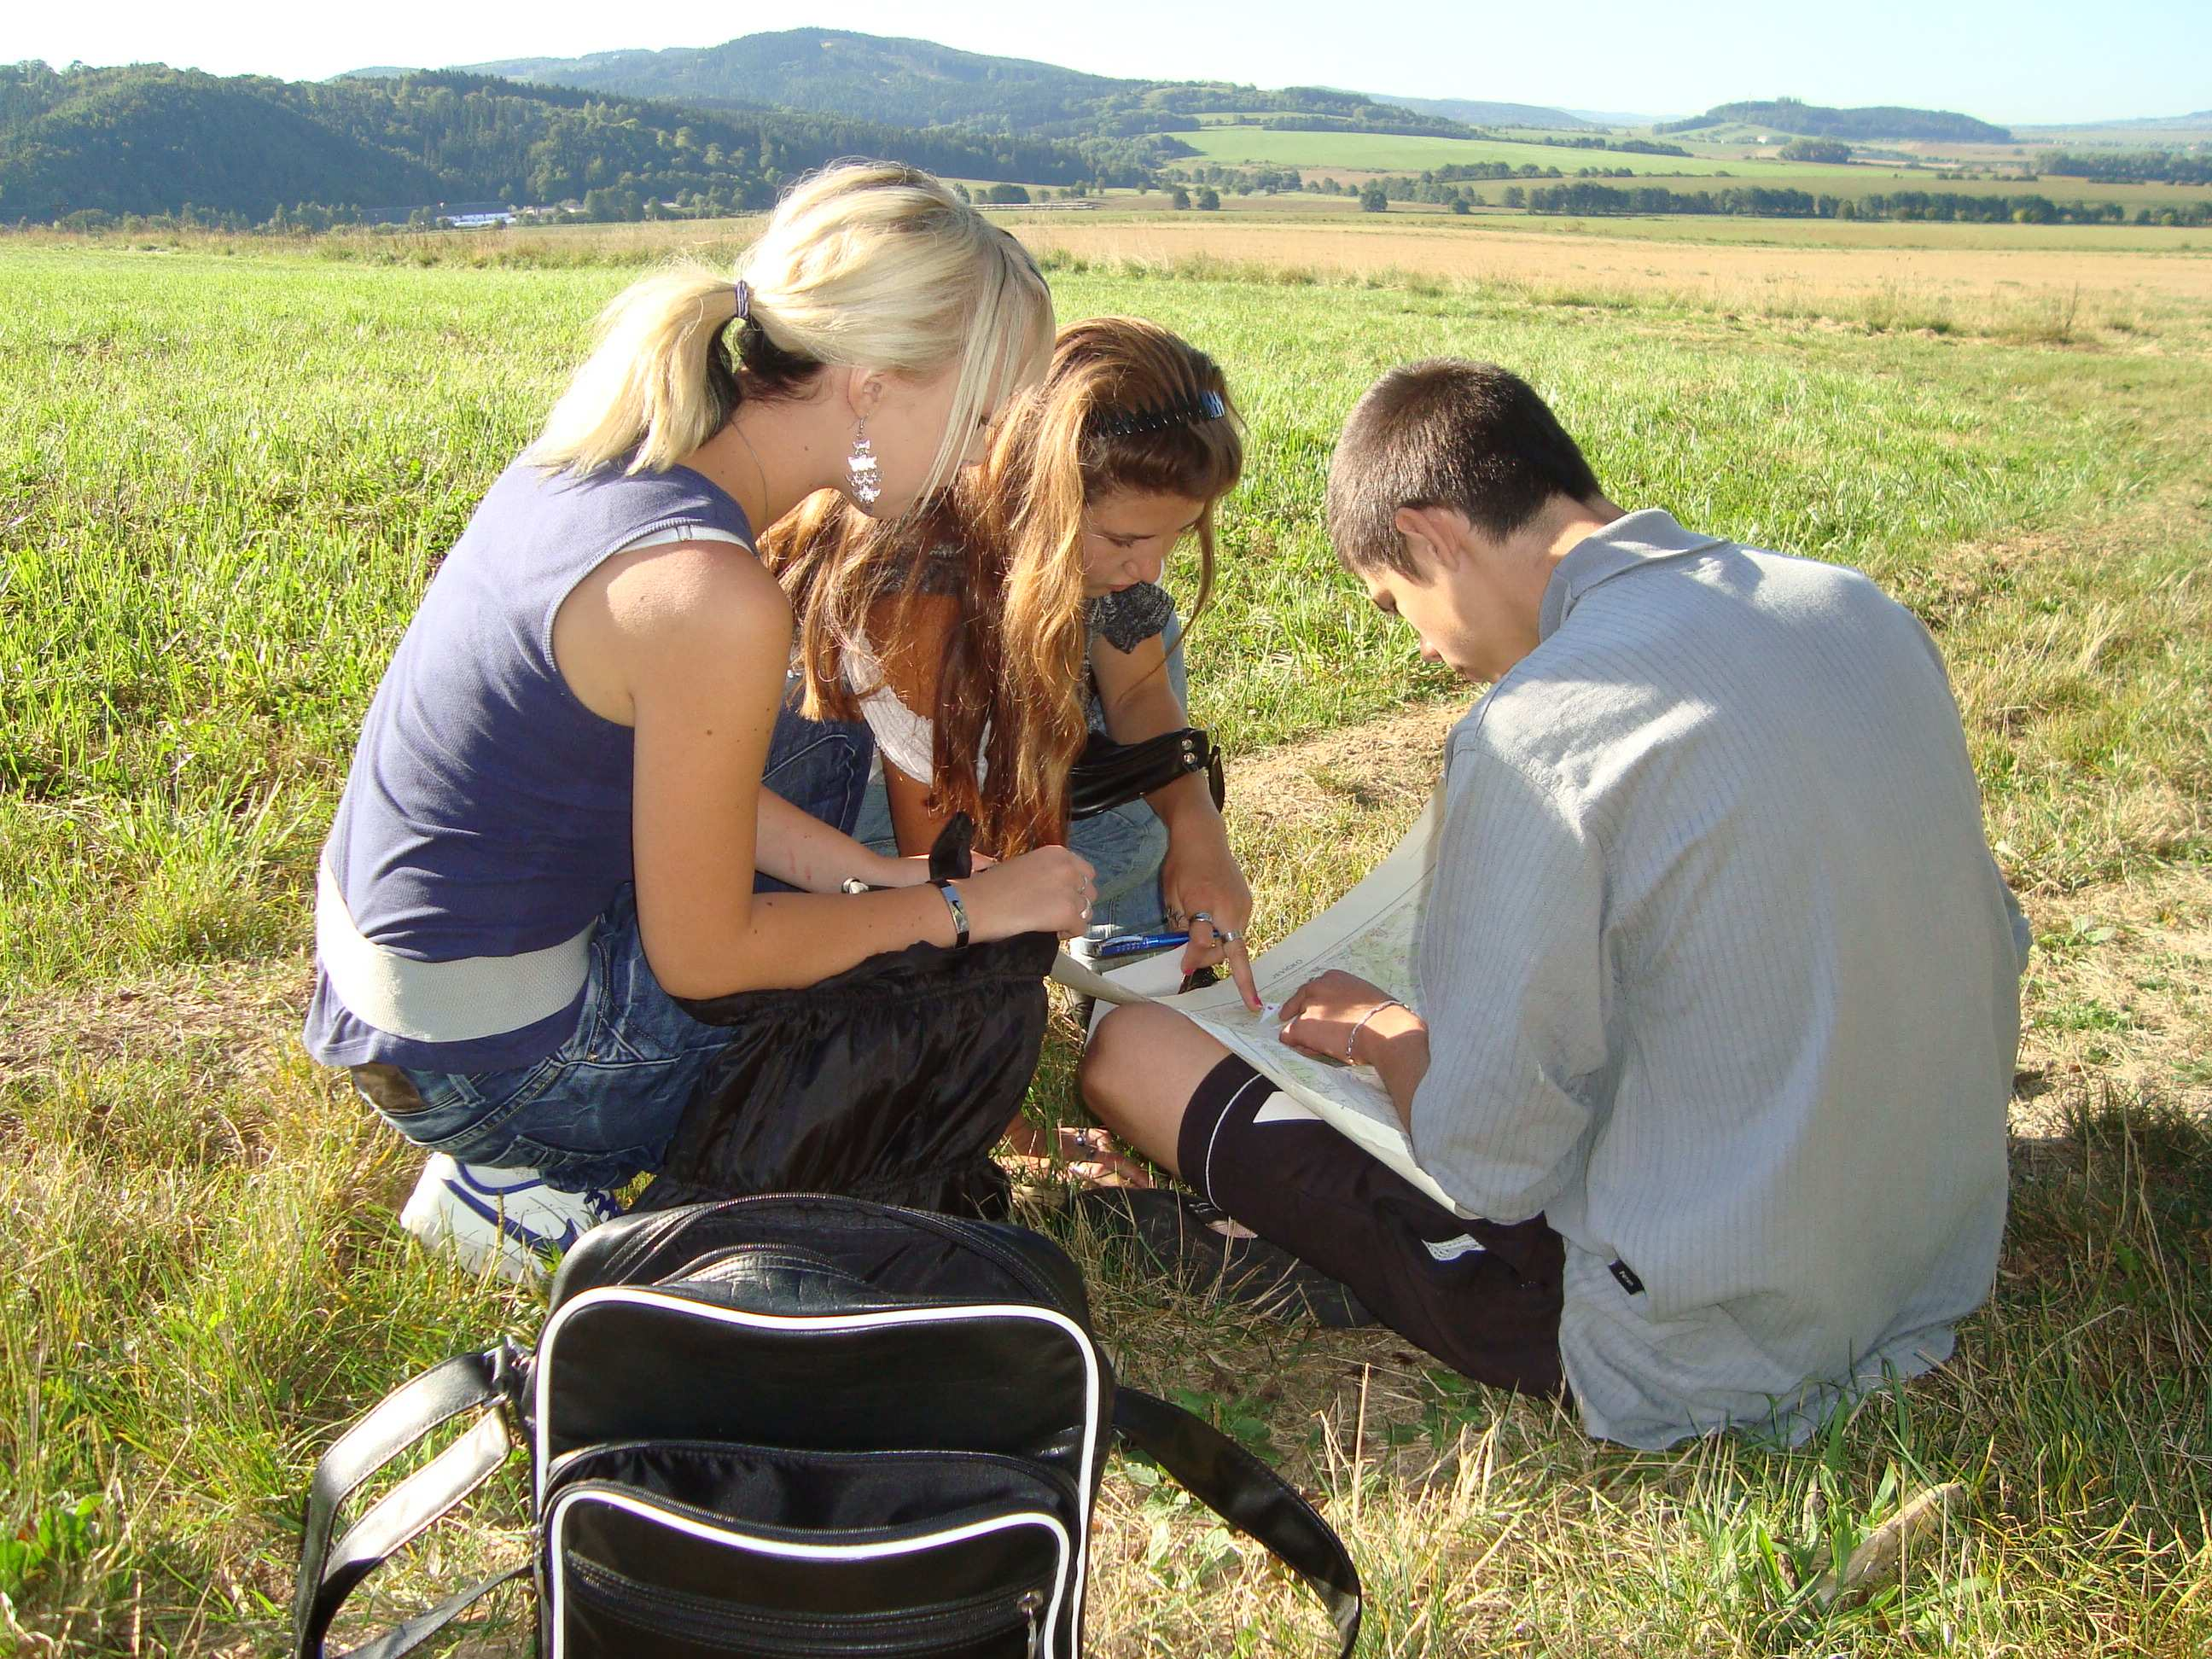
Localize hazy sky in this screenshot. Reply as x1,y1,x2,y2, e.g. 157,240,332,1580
9,0,2206,126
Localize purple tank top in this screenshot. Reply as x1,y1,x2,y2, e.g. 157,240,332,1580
304,457,755,1071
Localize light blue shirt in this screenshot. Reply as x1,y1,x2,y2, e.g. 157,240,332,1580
1412,510,2029,1448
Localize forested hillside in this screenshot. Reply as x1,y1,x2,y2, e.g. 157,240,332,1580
459,28,1487,140
1660,97,2011,143
0,61,1141,224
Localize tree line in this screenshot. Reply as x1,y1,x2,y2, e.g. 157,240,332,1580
1778,138,1852,164
2038,149,2212,186
1510,179,2206,225
1526,134,1691,158
1331,166,2210,227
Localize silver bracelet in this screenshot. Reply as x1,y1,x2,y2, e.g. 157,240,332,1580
1344,998,1405,1065
930,877,970,950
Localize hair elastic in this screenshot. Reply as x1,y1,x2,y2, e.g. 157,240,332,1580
1088,388,1227,440
732,279,753,323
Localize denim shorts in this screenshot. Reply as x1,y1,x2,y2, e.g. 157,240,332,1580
354,883,736,1190
354,694,876,1192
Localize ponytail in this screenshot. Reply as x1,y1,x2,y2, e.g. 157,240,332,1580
527,160,1053,484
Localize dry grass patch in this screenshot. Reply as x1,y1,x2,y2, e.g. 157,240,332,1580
1225,698,1464,953
0,956,309,1099
1941,492,2212,894
1011,218,2212,326
2014,865,2212,1123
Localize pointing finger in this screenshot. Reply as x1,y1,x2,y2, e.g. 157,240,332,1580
1226,937,1260,1010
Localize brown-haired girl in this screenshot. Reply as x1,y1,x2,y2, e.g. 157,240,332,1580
768,315,1258,1010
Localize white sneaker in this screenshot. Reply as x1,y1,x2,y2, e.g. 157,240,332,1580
399,1154,622,1284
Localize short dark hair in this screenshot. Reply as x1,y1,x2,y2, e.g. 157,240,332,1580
1326,360,1601,576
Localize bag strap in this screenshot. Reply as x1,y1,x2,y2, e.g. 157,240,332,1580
1068,727,1223,821
292,1343,526,1659
1115,1388,1362,1656
329,1563,531,1659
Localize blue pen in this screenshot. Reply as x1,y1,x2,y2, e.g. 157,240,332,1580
1095,929,1191,960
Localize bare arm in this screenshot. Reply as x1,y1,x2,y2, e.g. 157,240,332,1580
755,789,926,893
1091,632,1258,1008
883,759,956,857
1278,971,1432,1129
606,543,1091,998
867,592,960,858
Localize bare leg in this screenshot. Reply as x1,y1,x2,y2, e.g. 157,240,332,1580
1080,1004,1240,1179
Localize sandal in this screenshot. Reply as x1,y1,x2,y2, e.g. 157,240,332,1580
1000,1121,1156,1190
1075,1186,1377,1329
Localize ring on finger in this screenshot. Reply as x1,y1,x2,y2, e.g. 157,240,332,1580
1214,928,1243,946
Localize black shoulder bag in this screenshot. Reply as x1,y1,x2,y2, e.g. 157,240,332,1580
293,1194,1362,1658
644,815,1054,1218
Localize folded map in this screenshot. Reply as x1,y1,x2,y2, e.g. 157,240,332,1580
1052,789,1470,1216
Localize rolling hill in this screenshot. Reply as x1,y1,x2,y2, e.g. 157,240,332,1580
0,60,1118,224
1658,98,2011,143
2041,109,2212,132
452,28,1489,142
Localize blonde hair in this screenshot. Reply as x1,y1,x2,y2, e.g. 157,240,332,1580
527,160,1054,495
765,317,1243,854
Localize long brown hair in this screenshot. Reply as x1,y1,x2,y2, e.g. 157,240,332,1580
766,317,1243,853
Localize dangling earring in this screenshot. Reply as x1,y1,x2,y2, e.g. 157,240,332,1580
847,418,882,506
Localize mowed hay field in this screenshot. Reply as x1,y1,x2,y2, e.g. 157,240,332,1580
1006,215,2212,332
3,222,2209,1655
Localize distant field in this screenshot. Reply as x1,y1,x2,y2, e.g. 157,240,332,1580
1013,193,2212,258
1162,128,2212,215
66,194,2202,271
1050,189,2212,246
1005,215,2212,335
1167,126,1798,178
2015,122,2212,147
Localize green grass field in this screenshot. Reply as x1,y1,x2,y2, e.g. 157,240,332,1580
1161,127,2212,218
3,235,2209,1653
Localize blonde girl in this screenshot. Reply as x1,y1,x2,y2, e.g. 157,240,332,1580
306,163,1088,1280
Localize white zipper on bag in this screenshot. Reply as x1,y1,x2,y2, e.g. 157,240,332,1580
545,1484,1072,1659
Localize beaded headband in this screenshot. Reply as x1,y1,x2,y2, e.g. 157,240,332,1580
1087,388,1227,440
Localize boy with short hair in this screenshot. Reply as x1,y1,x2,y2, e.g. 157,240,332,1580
1082,360,2029,1448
